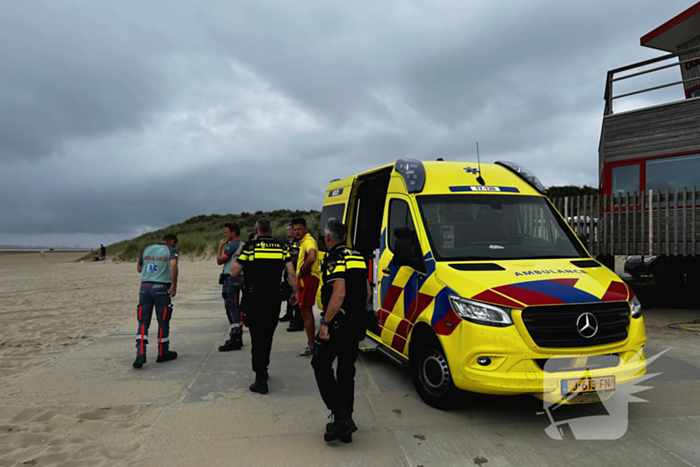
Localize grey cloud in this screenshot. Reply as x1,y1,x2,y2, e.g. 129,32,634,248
0,0,692,246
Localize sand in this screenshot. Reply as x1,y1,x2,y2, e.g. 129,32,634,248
0,252,217,466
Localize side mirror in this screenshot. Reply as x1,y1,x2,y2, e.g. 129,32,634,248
393,227,426,272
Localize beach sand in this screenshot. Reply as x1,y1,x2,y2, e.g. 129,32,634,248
0,252,217,466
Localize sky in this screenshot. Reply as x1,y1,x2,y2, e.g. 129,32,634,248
0,0,694,247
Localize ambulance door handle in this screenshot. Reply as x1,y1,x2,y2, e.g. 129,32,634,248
382,268,391,274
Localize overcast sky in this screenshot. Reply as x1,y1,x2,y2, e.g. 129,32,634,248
0,0,693,247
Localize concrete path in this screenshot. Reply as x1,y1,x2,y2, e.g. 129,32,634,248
7,287,700,467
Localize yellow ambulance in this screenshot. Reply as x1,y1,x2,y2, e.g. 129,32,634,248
317,159,646,409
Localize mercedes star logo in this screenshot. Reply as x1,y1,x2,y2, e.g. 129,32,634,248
576,312,598,339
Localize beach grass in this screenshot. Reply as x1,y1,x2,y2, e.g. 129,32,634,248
82,209,321,261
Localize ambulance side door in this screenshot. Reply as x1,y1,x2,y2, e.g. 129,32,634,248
377,195,421,353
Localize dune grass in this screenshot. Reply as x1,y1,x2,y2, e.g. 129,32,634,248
83,209,321,261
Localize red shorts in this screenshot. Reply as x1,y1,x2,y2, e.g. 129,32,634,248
298,275,320,308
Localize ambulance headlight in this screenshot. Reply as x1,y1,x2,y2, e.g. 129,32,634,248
449,296,513,327
630,295,643,319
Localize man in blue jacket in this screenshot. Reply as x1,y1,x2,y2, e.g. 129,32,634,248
133,233,179,369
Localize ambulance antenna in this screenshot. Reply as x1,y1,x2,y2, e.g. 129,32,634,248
476,142,485,185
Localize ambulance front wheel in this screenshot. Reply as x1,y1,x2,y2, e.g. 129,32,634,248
410,337,461,410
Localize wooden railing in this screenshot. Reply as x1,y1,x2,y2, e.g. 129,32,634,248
550,188,699,257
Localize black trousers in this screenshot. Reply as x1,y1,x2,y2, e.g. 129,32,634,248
247,293,282,380
311,323,362,415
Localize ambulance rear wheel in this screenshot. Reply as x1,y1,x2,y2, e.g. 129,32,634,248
411,338,460,410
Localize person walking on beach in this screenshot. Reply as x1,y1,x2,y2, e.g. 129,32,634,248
280,224,301,326
133,234,179,369
230,218,298,394
293,217,321,357
217,223,244,352
100,244,106,260
312,221,370,443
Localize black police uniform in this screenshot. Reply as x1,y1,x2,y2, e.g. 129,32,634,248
235,236,291,383
283,238,302,324
311,244,368,417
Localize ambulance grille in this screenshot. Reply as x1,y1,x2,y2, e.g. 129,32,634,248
521,303,630,348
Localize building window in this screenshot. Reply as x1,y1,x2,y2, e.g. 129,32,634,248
611,164,640,195
646,154,700,192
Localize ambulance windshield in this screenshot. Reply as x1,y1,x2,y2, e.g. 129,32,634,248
417,194,586,261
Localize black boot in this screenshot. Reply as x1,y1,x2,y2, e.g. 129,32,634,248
324,410,356,442
279,305,293,322
219,336,242,351
249,376,268,394
132,354,146,369
156,351,177,363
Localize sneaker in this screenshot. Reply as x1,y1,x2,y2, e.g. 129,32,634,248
156,351,178,363
249,380,268,394
297,346,314,357
132,354,146,369
218,337,242,352
287,322,304,332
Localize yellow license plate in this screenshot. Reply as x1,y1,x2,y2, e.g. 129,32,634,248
562,376,615,394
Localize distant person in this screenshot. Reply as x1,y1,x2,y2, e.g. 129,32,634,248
293,217,321,357
230,218,298,394
92,251,100,261
312,220,369,443
280,223,301,325
133,233,179,369
216,223,244,351
100,244,106,260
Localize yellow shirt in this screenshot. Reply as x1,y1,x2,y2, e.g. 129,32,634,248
296,233,321,280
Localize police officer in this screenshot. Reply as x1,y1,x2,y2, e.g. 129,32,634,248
230,218,298,394
281,224,302,327
216,223,244,351
133,233,179,369
311,220,370,443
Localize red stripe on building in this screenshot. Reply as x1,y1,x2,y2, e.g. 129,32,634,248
405,293,435,323
472,290,525,309
494,285,565,306
433,308,461,336
391,334,407,354
602,281,628,302
381,285,403,312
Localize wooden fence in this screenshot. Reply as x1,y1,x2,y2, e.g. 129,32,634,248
550,188,699,257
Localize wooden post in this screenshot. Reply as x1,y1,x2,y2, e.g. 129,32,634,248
625,191,630,256
665,189,670,256
611,194,616,255
602,195,608,255
674,188,679,256
632,192,637,255
683,187,687,256
576,195,581,236
648,190,653,256
656,189,661,256
693,187,697,257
